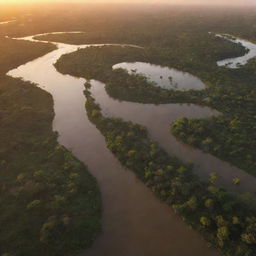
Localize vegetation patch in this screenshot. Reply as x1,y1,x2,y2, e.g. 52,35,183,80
55,34,255,176
84,82,256,256
0,77,101,256
0,35,101,256
0,36,56,75
55,46,207,104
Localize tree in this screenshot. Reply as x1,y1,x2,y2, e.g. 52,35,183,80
241,218,256,244
187,196,198,211
230,119,240,131
202,137,213,151
209,172,217,184
232,216,240,225
205,199,214,209
233,177,241,185
200,216,211,227
216,215,228,227
27,200,41,210
217,226,230,247
40,216,65,244
84,81,92,89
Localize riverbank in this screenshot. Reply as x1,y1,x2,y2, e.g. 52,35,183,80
55,37,256,177
8,33,220,256
84,82,256,256
1,6,256,255
0,34,101,256
52,35,256,255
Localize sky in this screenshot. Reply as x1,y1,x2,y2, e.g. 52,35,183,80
0,0,255,6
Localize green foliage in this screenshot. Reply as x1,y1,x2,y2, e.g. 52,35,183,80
233,177,241,185
217,226,230,247
200,216,211,227
27,200,41,210
0,21,101,256
84,84,256,256
241,218,256,245
55,46,146,82
7,6,256,254
0,37,55,75
55,35,255,176
205,199,214,209
106,68,204,104
209,172,218,184
0,77,101,256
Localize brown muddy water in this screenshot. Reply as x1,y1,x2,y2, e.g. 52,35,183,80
7,32,255,256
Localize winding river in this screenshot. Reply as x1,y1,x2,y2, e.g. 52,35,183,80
6,32,256,256
216,34,256,68
113,62,205,90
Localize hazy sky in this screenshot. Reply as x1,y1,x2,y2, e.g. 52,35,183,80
1,0,255,5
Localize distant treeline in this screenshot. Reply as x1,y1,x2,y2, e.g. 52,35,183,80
84,82,256,256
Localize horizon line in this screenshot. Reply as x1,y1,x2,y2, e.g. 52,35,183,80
0,1,256,7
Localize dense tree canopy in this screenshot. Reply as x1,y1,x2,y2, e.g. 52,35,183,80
83,83,256,256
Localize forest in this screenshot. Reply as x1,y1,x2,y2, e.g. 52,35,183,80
1,3,256,256
0,27,101,256
55,39,255,176
52,7,256,254
55,45,206,104
83,82,256,256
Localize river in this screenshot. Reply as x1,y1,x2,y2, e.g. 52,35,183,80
6,32,256,256
113,62,205,90
216,33,256,68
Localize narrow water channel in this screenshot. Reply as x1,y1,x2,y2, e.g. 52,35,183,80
6,32,219,256
7,32,256,256
113,62,205,90
216,34,256,68
89,79,256,194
